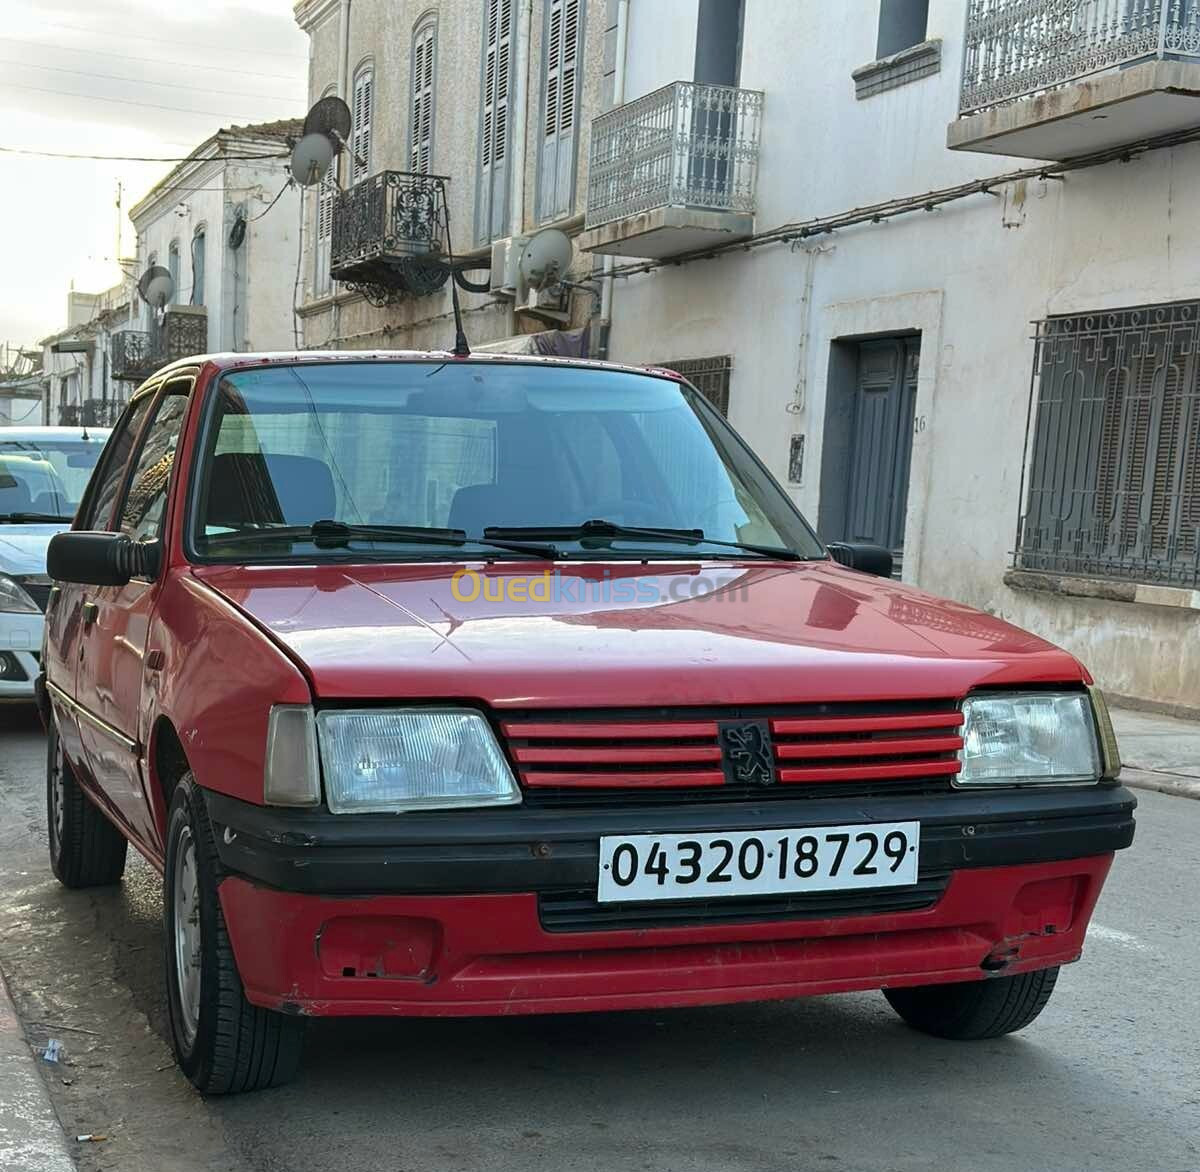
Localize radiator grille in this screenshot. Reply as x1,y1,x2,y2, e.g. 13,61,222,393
503,701,963,805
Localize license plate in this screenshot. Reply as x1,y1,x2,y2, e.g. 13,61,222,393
597,821,920,903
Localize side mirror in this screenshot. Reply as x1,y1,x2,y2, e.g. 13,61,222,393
47,531,161,587
826,542,894,579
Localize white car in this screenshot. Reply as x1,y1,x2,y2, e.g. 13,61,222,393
0,425,109,701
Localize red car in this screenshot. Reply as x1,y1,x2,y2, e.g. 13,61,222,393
40,352,1134,1094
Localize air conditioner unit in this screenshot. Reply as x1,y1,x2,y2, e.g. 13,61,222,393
489,236,527,298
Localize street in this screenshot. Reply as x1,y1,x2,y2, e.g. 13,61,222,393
0,709,1193,1172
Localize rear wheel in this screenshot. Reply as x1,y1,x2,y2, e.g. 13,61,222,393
883,967,1060,1040
47,718,127,888
164,774,304,1094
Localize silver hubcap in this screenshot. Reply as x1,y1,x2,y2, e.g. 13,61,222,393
172,827,202,1046
50,738,65,849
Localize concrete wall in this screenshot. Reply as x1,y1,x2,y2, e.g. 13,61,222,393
603,0,1200,712
295,0,608,350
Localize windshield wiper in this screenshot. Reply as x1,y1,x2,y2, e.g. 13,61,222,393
484,519,803,561
0,512,74,523
203,521,559,559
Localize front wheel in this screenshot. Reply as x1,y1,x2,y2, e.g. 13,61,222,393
47,718,127,888
883,967,1060,1040
164,775,304,1094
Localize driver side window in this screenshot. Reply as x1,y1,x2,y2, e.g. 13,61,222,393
115,382,192,547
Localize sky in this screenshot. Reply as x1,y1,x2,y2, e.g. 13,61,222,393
0,0,308,356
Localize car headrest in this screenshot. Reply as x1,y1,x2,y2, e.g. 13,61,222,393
205,452,337,529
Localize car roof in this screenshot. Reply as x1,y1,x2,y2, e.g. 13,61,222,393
0,426,111,440
148,350,689,385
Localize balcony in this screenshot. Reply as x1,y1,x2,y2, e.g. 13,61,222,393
330,171,449,305
578,81,764,259
111,308,208,384
951,0,1200,159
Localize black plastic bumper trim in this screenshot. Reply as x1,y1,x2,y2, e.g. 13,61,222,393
204,785,1136,897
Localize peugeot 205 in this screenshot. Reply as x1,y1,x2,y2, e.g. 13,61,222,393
40,352,1135,1094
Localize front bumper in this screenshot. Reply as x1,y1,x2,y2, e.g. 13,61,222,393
207,786,1135,1017
0,612,42,700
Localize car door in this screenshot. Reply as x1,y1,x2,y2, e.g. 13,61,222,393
73,377,193,858
44,393,155,803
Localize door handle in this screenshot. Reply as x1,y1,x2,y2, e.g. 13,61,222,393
82,600,99,628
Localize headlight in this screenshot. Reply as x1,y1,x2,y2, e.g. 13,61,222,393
317,708,521,814
956,691,1101,787
0,574,39,614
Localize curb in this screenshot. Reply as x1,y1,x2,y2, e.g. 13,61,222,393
0,967,75,1172
1119,767,1200,801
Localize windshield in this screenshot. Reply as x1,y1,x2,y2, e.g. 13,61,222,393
0,435,107,519
192,362,824,561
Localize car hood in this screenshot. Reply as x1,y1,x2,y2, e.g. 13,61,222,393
193,560,1085,708
0,524,64,575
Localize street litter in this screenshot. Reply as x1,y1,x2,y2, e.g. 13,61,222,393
41,1039,64,1063
76,1134,108,1143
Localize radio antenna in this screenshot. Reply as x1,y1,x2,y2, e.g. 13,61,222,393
438,178,470,357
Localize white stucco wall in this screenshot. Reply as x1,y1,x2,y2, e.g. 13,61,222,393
605,0,1200,712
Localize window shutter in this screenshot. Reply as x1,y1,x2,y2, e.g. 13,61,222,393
410,22,436,174
314,167,335,294
538,0,582,222
351,67,373,185
477,0,514,243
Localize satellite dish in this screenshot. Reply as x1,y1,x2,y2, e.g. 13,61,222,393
137,265,174,310
303,95,352,152
290,132,335,187
518,228,574,290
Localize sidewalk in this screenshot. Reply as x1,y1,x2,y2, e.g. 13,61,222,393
0,970,75,1172
1110,705,1200,799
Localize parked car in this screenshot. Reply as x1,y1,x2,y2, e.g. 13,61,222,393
41,353,1135,1094
0,426,109,701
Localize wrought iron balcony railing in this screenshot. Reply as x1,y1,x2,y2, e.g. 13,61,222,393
111,308,208,384
330,170,449,305
585,81,764,230
960,0,1200,116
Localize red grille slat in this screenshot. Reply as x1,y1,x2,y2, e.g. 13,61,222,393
770,712,963,736
521,770,727,789
513,744,722,765
502,720,719,740
779,760,963,784
775,735,964,761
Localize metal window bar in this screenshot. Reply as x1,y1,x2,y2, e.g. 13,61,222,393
959,0,1200,116
585,81,763,229
659,355,732,416
1014,301,1200,587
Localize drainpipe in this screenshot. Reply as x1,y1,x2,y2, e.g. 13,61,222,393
510,0,534,240
597,0,629,358
332,0,351,348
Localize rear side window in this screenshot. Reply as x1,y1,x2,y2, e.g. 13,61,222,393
80,395,154,530
118,389,191,545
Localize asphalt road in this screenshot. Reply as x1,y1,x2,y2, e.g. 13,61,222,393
0,707,1196,1172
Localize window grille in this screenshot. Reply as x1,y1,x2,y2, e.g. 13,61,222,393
1016,302,1200,586
658,355,732,416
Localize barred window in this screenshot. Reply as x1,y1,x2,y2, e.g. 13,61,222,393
657,355,732,416
1017,302,1200,586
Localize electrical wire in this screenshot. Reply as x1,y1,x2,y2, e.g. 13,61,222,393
293,188,306,348
0,145,289,163
605,123,1200,283
0,35,303,82
0,81,290,121
0,58,306,105
247,180,294,222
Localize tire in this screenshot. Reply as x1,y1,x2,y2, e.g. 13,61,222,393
163,774,305,1094
47,718,127,888
883,967,1060,1040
